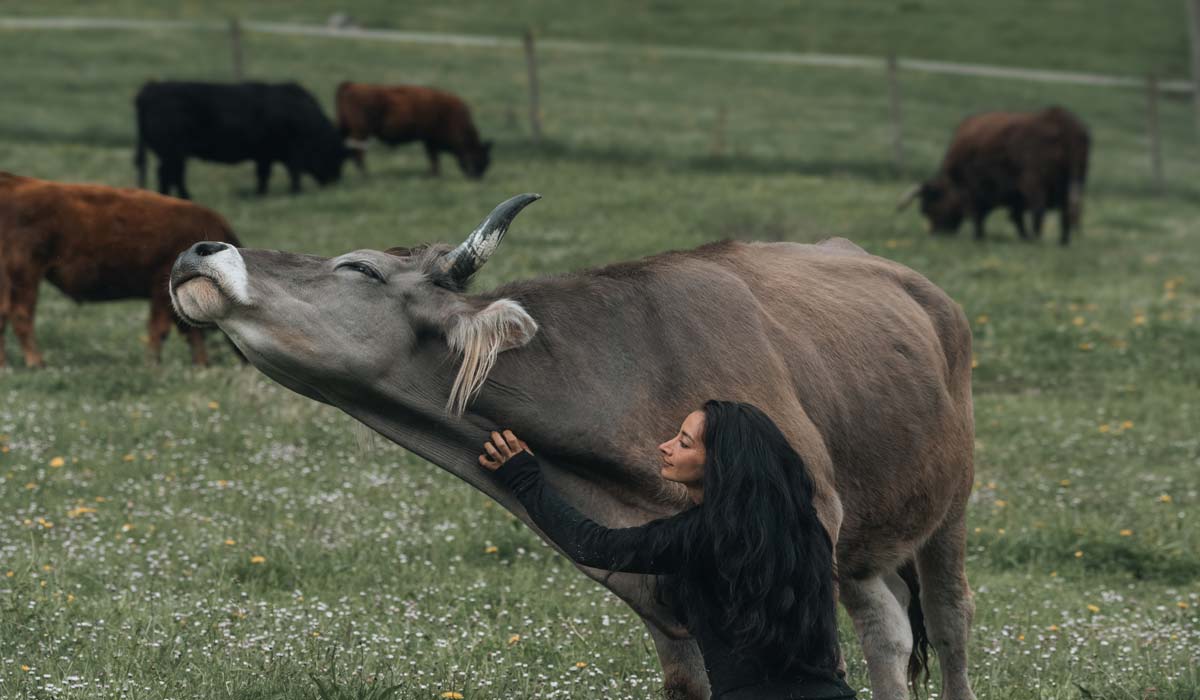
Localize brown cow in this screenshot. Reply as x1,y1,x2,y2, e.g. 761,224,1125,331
898,106,1090,246
0,172,240,367
336,82,492,179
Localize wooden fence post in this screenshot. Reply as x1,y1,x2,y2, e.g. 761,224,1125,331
1146,74,1165,193
1188,0,1200,136
886,53,905,173
229,17,245,81
523,28,543,143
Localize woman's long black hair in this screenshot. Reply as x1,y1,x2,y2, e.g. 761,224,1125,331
659,400,840,677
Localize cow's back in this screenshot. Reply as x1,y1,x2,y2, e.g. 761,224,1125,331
0,173,236,301
945,107,1088,188
137,81,335,164
337,83,476,145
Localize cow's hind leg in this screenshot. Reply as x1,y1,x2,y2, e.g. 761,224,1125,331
842,572,913,700
1007,204,1029,240
915,513,977,700
181,322,209,366
423,141,441,176
158,157,189,199
643,621,709,700
0,272,8,368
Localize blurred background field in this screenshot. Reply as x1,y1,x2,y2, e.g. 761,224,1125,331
0,2,1197,699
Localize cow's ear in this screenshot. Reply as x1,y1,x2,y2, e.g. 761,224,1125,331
445,299,538,414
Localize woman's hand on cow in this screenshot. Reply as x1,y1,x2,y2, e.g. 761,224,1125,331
479,430,532,471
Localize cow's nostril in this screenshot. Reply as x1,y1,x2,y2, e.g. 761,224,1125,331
195,242,228,257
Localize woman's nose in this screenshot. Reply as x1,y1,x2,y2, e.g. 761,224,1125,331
658,441,670,455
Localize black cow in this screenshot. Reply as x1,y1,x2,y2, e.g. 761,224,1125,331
135,81,352,199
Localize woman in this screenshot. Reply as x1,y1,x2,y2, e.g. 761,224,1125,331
479,400,855,700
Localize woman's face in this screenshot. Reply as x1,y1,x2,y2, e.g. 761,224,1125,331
658,410,706,487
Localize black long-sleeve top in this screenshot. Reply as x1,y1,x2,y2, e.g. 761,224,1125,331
495,451,855,699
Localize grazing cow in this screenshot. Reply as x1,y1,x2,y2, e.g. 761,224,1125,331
335,82,492,179
0,172,240,367
135,81,352,199
172,196,978,700
898,106,1090,245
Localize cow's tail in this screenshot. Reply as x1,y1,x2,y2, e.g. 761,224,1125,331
899,559,931,695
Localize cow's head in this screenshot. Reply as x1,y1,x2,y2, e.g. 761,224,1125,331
169,194,540,414
303,139,350,186
897,177,965,234
459,140,493,180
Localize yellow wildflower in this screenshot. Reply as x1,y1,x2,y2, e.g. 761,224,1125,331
20,665,30,672
208,401,220,410
1119,529,1133,537
575,661,588,669
1160,494,1173,503
1075,551,1084,558
1047,624,1059,632
1098,424,1110,433
1087,604,1100,613
1072,316,1086,326
484,545,499,554
1078,342,1094,351
122,454,135,462
48,457,65,468
1121,420,1134,430
250,555,266,564
224,539,236,546
507,634,521,645
1059,479,1070,487
440,693,464,700
1179,601,1190,609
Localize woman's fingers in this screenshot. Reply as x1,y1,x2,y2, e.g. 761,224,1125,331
502,430,523,452
489,432,513,459
478,454,500,470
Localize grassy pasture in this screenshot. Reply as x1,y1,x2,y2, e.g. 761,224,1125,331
1,4,1199,699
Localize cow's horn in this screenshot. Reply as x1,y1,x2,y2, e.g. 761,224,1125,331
896,184,922,212
440,193,541,281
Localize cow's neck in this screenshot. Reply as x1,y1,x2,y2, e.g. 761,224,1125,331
327,330,686,517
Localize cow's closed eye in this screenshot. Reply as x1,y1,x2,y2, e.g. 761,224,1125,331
336,261,384,282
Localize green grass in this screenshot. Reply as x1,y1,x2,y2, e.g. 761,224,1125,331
2,4,1199,699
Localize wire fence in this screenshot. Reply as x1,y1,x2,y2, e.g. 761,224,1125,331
2,15,1198,194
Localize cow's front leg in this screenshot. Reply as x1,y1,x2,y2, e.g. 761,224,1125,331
255,160,273,195
643,620,710,700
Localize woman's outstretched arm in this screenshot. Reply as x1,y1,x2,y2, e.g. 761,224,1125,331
482,431,692,575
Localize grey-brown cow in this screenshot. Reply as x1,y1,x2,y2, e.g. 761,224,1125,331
170,196,977,700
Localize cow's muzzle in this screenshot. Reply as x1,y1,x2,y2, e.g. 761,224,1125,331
170,242,249,325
